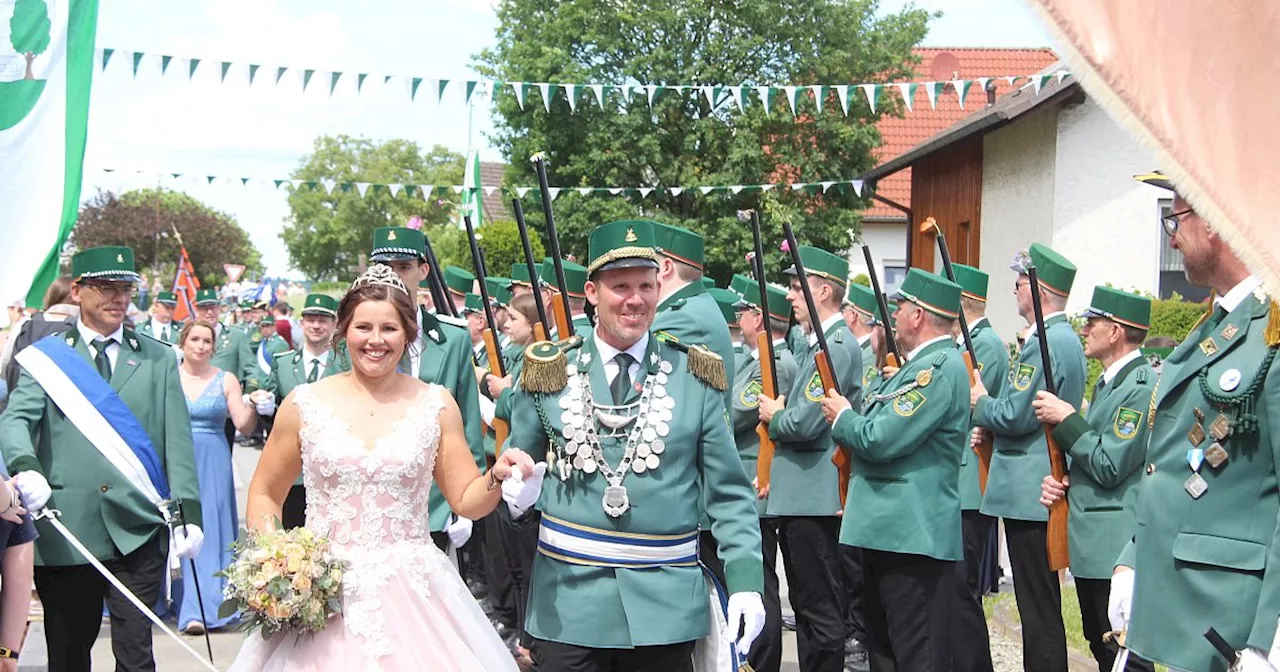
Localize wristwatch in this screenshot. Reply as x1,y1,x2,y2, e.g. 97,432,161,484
0,647,19,659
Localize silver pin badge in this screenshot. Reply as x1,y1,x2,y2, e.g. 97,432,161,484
1219,369,1242,392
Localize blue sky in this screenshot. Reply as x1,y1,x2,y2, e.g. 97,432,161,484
85,0,1055,279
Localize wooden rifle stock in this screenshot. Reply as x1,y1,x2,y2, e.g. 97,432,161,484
962,351,994,495
755,331,778,491
533,322,548,343
1045,425,1070,570
885,352,900,369
551,293,572,340
817,351,851,508
483,329,509,456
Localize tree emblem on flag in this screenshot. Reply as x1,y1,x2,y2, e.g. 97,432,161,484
1,0,52,131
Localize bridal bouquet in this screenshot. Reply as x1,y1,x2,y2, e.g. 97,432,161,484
217,525,350,637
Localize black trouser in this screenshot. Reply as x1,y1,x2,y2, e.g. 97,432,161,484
483,506,517,631
840,543,868,644
699,519,783,672
36,537,166,672
532,638,696,672
861,548,956,672
778,516,847,672
281,484,306,529
501,507,539,648
1076,578,1154,672
1005,519,1067,672
459,515,488,590
952,510,995,672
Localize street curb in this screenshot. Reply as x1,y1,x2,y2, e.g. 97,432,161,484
992,598,1097,672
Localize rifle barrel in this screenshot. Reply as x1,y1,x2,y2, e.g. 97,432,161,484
512,198,551,332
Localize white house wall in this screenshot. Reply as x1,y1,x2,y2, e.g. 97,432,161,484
980,104,1060,341
846,221,909,294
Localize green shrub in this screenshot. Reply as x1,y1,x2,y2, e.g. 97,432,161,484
851,273,870,287
309,281,348,294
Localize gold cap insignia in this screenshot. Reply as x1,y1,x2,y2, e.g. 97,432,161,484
915,369,932,387
387,230,397,240
116,254,124,263
624,228,638,243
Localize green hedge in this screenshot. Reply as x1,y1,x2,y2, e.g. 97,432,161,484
1081,292,1207,401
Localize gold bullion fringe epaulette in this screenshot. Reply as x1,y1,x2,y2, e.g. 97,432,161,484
661,340,728,391
521,335,584,394
1266,300,1280,347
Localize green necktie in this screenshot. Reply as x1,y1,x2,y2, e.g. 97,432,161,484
91,338,113,381
308,358,321,383
1205,304,1229,332
1092,376,1106,403
610,353,635,404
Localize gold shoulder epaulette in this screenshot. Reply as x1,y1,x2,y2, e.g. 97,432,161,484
1266,299,1280,347
522,340,569,393
662,340,727,391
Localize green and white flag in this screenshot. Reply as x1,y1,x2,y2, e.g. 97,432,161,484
460,150,483,229
1,0,97,306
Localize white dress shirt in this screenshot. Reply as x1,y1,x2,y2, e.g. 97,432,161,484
595,331,648,386
1102,349,1143,385
1215,275,1263,313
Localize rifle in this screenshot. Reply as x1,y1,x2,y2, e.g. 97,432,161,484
512,198,551,342
176,500,214,665
463,215,509,456
861,245,901,368
531,154,573,338
920,217,993,494
421,232,457,318
749,211,779,492
1028,264,1071,571
781,221,851,508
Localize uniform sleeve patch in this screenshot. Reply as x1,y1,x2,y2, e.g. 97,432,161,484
804,370,825,402
740,379,764,408
1012,363,1037,391
1114,407,1143,439
893,389,927,417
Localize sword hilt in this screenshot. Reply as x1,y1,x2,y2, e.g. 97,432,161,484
33,508,60,521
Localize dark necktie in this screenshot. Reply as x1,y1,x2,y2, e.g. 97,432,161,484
1092,376,1106,403
92,338,114,381
611,353,636,404
1204,304,1229,332
308,358,321,383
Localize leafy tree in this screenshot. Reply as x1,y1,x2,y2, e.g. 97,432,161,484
280,136,464,280
73,189,264,286
10,0,51,80
433,218,546,280
475,0,932,285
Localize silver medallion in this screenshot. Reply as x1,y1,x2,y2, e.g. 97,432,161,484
603,484,630,517
645,454,660,469
633,459,647,474
572,455,585,470
657,372,668,385
660,408,673,423
652,439,665,454
643,427,657,442
564,441,579,456
1219,369,1242,392
656,422,670,437
563,425,576,440
574,429,587,444
654,385,667,398
1184,472,1209,499
582,458,598,474
571,399,585,414
561,410,575,424
567,364,579,376
637,444,652,458
559,396,573,409
660,360,673,374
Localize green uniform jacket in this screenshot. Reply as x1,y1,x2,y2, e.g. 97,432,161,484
1050,354,1151,580
858,336,878,396
732,342,799,517
0,329,201,566
653,283,736,410
974,314,1086,522
260,333,291,369
766,317,863,516
510,336,763,648
833,338,967,560
328,308,484,532
572,314,593,338
960,319,1010,511
212,323,259,393
136,318,183,345
485,343,525,459
1121,295,1280,671
266,348,332,487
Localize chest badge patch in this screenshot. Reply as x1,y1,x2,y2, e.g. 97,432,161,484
805,371,825,402
740,379,764,408
893,389,927,417
1113,408,1143,439
1012,363,1037,391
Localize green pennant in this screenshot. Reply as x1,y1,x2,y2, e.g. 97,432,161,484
276,66,288,85
206,176,216,185
160,55,172,75
1033,73,1053,92
437,79,450,101
410,77,423,101
731,86,748,112
952,79,973,109
328,71,342,96
248,64,260,84
464,80,477,103
896,82,918,111
357,73,368,93
102,48,114,70
756,86,776,115
510,81,530,109
131,51,144,77
220,62,232,83
861,84,882,114
404,184,417,198
240,177,250,186
188,58,200,79
372,184,386,194
339,183,352,193
273,179,285,189
384,75,393,85
302,69,316,91
304,181,318,191
783,86,801,117
810,85,827,113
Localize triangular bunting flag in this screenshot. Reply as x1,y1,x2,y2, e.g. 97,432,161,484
755,86,775,115
357,73,368,93
730,185,745,194
273,179,285,189
589,84,606,109
790,182,805,191
327,71,342,96
187,58,201,80
339,183,353,194
421,185,435,200
564,84,579,112
101,48,114,70
536,82,553,111
302,69,316,92
355,183,370,197
851,180,863,196
820,181,835,193
371,185,385,195
465,80,478,103
607,187,622,195
1056,70,1071,84
702,85,716,108
130,51,144,77
248,64,260,85
240,177,250,186
303,181,318,191
321,179,336,195
860,84,881,114
275,66,288,85
922,81,942,110
409,77,423,101
976,77,991,99
515,187,531,198
1032,73,1052,94
206,176,217,185
159,54,172,75
220,61,232,83
896,82,917,112
546,187,561,200
483,186,497,196
783,85,800,117
669,187,684,196
835,85,850,115
638,187,654,197
810,85,826,114
730,86,747,113
645,84,662,108
290,179,303,189
510,81,527,109
761,184,775,192
389,184,404,198
952,79,972,109
437,79,450,102
1003,75,1020,87
451,185,464,194
576,187,592,196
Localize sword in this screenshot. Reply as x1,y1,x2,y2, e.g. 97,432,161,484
176,500,214,664
34,508,218,672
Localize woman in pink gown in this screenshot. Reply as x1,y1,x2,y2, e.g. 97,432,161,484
229,266,532,671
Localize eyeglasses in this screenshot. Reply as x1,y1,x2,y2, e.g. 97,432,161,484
1162,208,1193,237
82,283,136,299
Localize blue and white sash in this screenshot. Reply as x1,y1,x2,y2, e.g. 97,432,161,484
695,563,747,672
537,514,699,568
16,335,171,518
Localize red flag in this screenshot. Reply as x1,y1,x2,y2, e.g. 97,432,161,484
171,247,201,323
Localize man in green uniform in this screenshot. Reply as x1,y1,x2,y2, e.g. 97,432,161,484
444,265,476,315
0,246,202,672
820,268,968,670
757,245,863,672
136,291,182,344
503,219,765,671
251,293,339,529
709,286,746,364
1033,286,1155,672
539,258,594,339
845,284,882,411
731,279,798,672
258,316,290,367
1099,173,1280,671
508,262,549,302
949,262,1005,672
970,243,1087,672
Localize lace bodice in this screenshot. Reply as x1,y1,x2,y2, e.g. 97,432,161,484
186,371,228,434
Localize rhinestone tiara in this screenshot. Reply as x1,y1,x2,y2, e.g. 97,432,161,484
350,263,410,296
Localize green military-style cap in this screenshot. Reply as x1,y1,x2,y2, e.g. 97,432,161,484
651,222,705,270
845,284,878,319
890,268,962,319
195,289,221,306
540,258,588,299
587,220,660,275
461,293,484,315
729,274,753,297
259,316,276,327
71,246,140,283
1012,242,1077,298
485,277,512,306
733,281,792,324
154,291,178,305
702,277,716,290
238,299,255,309
443,266,475,297
951,263,989,302
508,262,546,288
707,287,741,326
1080,286,1151,330
1134,170,1175,191
300,293,338,317
370,227,425,262
783,246,849,288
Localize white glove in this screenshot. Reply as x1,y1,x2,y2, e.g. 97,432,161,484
502,462,547,518
170,524,204,560
1234,648,1277,671
13,471,51,511
255,394,276,416
1108,568,1134,632
727,591,766,654
447,516,473,548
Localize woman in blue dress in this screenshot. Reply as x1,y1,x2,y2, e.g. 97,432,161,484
175,320,257,634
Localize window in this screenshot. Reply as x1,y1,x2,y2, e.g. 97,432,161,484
1156,198,1211,302
882,263,907,295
